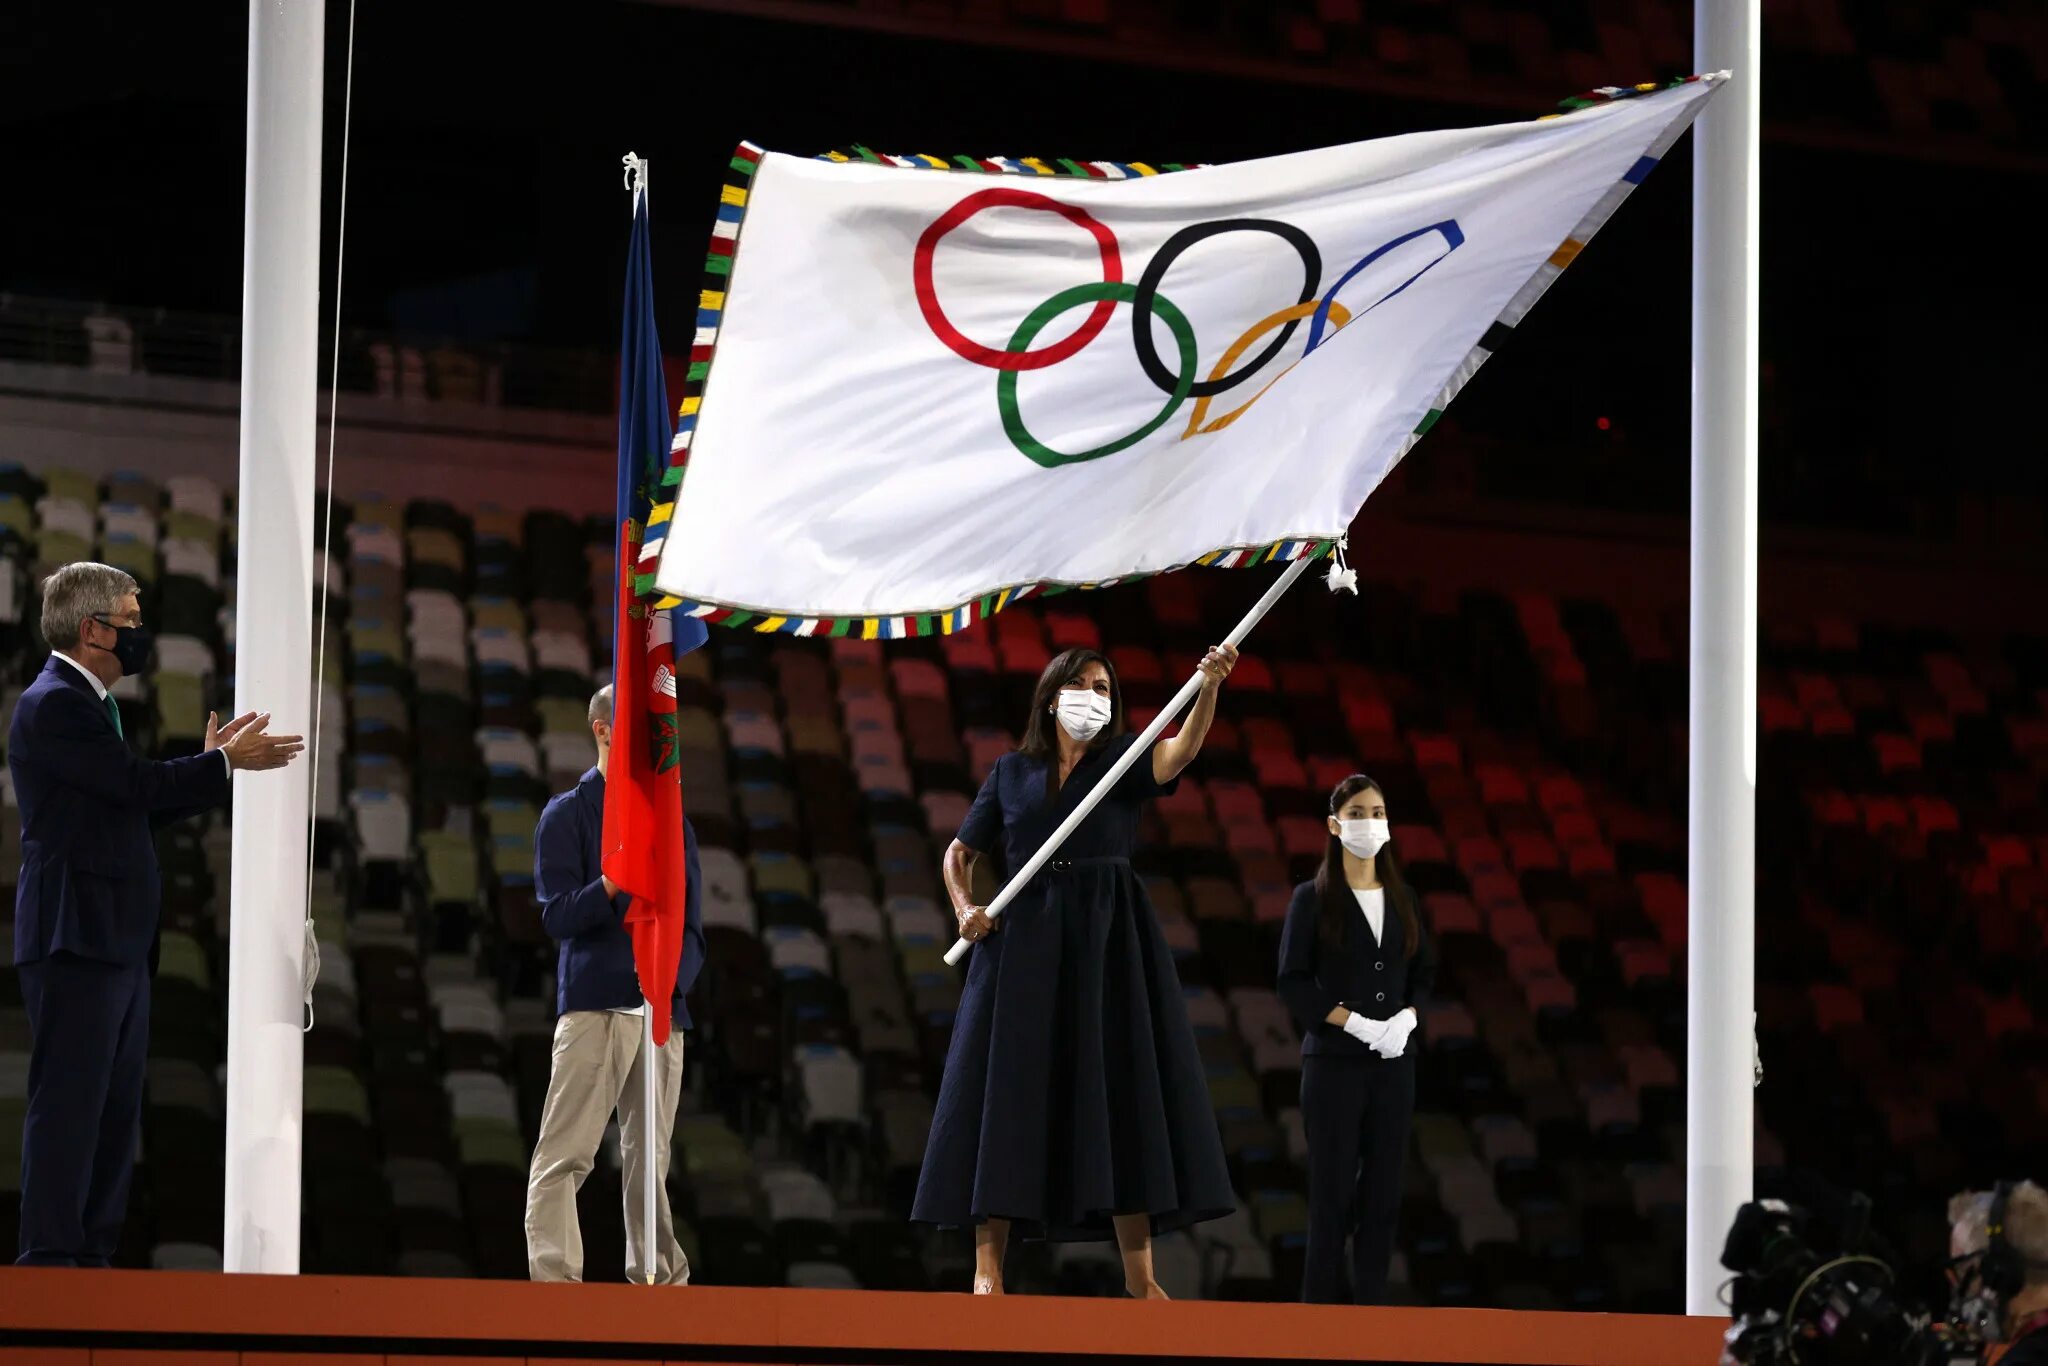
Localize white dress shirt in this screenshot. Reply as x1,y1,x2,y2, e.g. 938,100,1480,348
55,651,231,777
1351,886,1385,946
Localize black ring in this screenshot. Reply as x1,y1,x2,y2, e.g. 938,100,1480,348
1130,218,1321,399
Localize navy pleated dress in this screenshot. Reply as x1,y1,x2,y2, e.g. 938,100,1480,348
911,733,1235,1242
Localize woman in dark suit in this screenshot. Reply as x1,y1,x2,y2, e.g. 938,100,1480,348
912,643,1239,1297
1277,773,1437,1305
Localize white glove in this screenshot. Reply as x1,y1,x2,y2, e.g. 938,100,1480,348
1342,1012,1389,1047
1372,1009,1418,1059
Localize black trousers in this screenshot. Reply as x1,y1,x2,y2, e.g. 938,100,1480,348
16,953,150,1266
1300,1051,1414,1305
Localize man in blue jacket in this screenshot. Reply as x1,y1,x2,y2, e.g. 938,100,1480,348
524,684,705,1284
9,561,302,1266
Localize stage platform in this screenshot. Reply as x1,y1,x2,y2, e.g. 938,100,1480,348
0,1269,1727,1365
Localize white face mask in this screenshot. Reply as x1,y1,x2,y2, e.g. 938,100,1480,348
1336,818,1390,860
1055,689,1113,742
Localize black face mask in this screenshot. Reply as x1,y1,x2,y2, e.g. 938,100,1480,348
89,616,154,678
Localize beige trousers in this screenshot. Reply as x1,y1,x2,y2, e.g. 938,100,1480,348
524,1009,689,1284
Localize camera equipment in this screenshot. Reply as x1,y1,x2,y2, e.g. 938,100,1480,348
1719,1195,1988,1366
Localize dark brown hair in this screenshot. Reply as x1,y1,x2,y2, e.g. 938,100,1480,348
1314,773,1419,958
1018,647,1125,761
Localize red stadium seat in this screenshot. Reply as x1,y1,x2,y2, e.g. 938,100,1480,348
1228,654,1276,692
1111,646,1165,687
1252,752,1308,792
1760,694,1805,733
1393,824,1448,864
1859,796,1909,835
1410,733,1462,771
1042,611,1099,652
1475,763,1529,807
1223,819,1280,856
1909,795,1960,835
1277,661,1328,698
938,631,998,672
1276,816,1330,860
1792,672,1842,711
1871,734,1921,775
1423,892,1482,937
1505,831,1562,875
1306,755,1358,792
1565,841,1617,877
995,637,1050,675
1342,693,1396,736
1982,834,2030,873
1455,835,1507,880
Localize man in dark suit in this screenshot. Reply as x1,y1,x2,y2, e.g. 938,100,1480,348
524,684,705,1284
8,561,302,1266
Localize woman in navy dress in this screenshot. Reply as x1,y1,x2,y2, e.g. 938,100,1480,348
912,643,1239,1297
1277,773,1436,1304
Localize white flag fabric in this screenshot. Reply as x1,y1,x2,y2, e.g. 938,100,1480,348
651,77,1720,637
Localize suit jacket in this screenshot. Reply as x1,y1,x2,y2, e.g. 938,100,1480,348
1277,878,1438,1058
8,655,231,967
534,767,706,1025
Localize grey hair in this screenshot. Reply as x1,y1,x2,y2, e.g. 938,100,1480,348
1952,1181,2048,1268
588,684,614,729
41,562,139,651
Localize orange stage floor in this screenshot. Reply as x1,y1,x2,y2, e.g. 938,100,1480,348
0,1268,1728,1365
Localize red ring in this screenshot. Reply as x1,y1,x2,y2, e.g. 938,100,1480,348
914,187,1123,372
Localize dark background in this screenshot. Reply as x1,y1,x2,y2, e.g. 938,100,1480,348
2,1,2041,534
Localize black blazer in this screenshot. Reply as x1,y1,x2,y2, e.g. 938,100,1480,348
8,656,230,968
1277,878,1438,1057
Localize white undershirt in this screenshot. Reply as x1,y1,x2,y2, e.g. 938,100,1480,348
54,650,109,700
1351,887,1385,946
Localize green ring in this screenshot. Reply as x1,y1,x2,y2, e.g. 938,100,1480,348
996,281,1197,468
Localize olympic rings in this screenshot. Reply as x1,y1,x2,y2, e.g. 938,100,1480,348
913,189,1464,464
914,188,1123,372
1305,219,1465,352
1131,219,1320,399
997,281,1198,469
1183,298,1354,438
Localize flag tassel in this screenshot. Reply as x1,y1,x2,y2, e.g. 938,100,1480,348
944,552,1317,966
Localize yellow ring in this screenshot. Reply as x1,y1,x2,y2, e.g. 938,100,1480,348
1182,298,1353,438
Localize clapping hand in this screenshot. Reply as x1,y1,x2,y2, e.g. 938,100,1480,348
208,711,305,771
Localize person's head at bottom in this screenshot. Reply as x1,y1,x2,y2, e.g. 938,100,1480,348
1951,1179,2048,1356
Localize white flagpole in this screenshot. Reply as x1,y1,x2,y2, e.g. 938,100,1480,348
1686,1,1760,1315
643,1007,658,1285
224,0,323,1274
945,554,1315,967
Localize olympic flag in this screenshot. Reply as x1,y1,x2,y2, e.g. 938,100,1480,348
650,78,1721,633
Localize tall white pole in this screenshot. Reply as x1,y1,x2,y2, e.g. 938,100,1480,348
1686,0,1759,1316
224,0,324,1274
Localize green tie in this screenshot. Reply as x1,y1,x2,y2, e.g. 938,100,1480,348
104,694,124,740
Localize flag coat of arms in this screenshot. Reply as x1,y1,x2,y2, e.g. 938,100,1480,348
651,77,1719,635
604,177,708,1047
